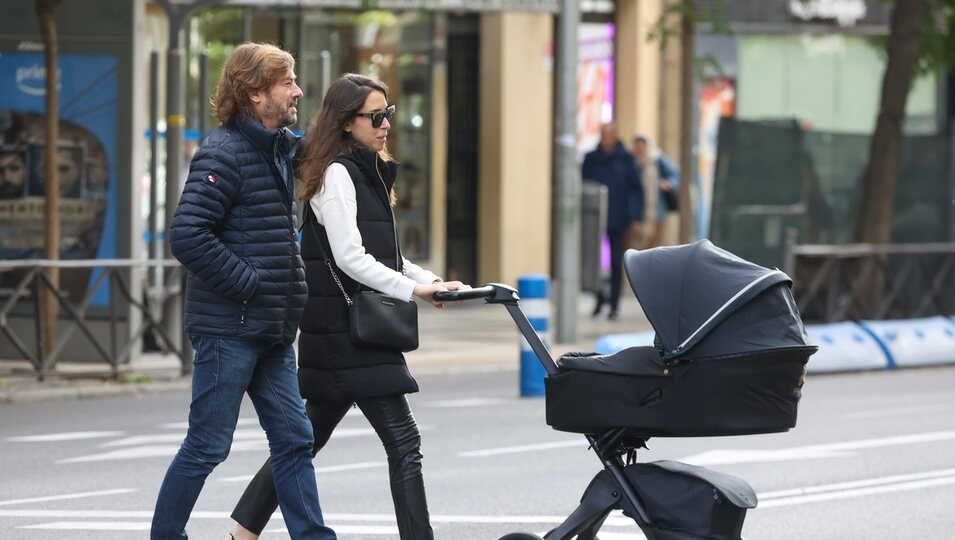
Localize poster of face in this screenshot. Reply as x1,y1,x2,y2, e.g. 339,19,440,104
0,144,27,199
697,77,737,239
577,22,615,159
0,52,117,304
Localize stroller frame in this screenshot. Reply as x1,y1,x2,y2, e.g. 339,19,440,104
435,283,684,540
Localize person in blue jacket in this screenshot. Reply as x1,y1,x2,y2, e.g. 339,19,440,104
582,122,644,320
151,43,336,540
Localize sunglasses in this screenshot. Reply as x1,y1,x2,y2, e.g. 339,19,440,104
355,105,395,128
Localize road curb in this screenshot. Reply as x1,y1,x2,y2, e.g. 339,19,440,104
0,378,192,405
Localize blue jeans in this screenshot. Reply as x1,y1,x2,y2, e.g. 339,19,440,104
151,336,336,540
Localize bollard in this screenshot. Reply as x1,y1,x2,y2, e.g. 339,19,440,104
518,274,550,397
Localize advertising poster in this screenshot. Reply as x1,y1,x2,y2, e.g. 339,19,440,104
0,52,117,305
577,23,616,272
577,22,615,159
698,76,736,239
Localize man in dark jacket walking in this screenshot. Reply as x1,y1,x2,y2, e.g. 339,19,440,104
151,43,336,540
582,122,644,320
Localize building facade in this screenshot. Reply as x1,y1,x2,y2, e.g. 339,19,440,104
0,0,673,293
141,0,674,287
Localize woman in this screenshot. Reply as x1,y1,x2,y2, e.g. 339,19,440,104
632,132,680,250
229,74,468,540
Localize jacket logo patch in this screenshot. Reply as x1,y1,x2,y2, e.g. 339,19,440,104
206,174,217,184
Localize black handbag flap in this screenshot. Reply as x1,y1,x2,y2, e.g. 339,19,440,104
350,291,419,352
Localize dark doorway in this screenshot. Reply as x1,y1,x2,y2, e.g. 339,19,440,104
444,15,480,284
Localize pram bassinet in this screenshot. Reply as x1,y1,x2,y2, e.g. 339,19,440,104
545,240,817,438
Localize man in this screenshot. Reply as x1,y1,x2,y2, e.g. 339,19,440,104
55,147,83,198
26,146,84,198
0,147,26,199
581,122,644,320
152,43,336,540
633,133,680,249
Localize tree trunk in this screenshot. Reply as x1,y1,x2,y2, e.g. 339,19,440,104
855,0,926,243
678,0,695,243
36,0,61,364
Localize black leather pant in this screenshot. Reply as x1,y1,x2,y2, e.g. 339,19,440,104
231,394,434,539
595,228,627,312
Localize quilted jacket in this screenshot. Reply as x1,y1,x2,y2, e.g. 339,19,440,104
169,117,307,345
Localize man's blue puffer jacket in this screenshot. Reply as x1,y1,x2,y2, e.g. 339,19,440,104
169,116,307,345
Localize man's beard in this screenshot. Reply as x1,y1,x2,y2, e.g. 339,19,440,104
265,94,297,128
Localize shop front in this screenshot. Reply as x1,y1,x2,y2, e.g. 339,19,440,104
699,0,948,264
152,0,626,286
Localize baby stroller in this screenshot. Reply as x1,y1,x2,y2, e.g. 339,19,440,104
434,240,817,540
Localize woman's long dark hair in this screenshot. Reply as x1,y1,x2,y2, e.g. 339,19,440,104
298,73,392,203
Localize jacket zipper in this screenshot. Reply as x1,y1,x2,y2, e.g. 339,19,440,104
273,136,294,341
374,154,402,274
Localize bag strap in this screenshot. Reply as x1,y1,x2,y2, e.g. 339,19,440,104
335,156,405,274
300,157,405,306
302,203,355,306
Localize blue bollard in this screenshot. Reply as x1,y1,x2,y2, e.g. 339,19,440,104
518,274,549,397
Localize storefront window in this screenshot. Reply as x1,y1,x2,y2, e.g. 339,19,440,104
187,8,246,135
301,10,434,260
180,8,434,260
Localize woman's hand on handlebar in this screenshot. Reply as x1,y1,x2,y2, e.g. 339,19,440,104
413,281,471,308
443,281,471,293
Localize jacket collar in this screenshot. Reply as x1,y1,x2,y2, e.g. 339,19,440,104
596,141,627,159
234,115,295,156
350,145,399,191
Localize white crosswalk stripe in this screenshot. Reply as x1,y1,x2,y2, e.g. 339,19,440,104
46,426,382,464
5,466,954,536
19,521,151,531
4,509,647,537
0,490,137,507
6,431,125,442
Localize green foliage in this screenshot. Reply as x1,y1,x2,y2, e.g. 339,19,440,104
647,0,731,50
189,8,245,128
352,10,398,27
121,373,154,384
194,7,244,41
917,0,955,74
647,0,731,83
651,0,955,86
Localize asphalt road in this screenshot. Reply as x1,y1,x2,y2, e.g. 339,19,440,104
2,365,955,539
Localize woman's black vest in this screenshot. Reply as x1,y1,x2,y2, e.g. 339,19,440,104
297,147,418,402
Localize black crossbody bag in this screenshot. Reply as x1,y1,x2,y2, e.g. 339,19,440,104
302,176,419,353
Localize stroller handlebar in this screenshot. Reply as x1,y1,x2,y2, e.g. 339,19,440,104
433,282,558,376
433,283,519,304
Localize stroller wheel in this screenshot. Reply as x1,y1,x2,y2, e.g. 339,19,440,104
498,533,545,540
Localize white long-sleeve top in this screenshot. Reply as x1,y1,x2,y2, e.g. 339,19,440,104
309,162,440,302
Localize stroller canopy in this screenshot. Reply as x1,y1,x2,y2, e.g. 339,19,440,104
624,240,810,360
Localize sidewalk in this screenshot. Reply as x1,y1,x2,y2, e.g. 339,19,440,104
0,292,652,404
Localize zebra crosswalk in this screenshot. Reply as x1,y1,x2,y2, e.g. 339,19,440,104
1,506,649,538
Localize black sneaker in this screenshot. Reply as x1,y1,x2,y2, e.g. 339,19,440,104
608,310,619,321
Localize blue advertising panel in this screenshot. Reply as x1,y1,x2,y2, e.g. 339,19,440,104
0,52,117,304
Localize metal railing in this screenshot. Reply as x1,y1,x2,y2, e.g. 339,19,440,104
0,259,188,380
784,232,955,323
